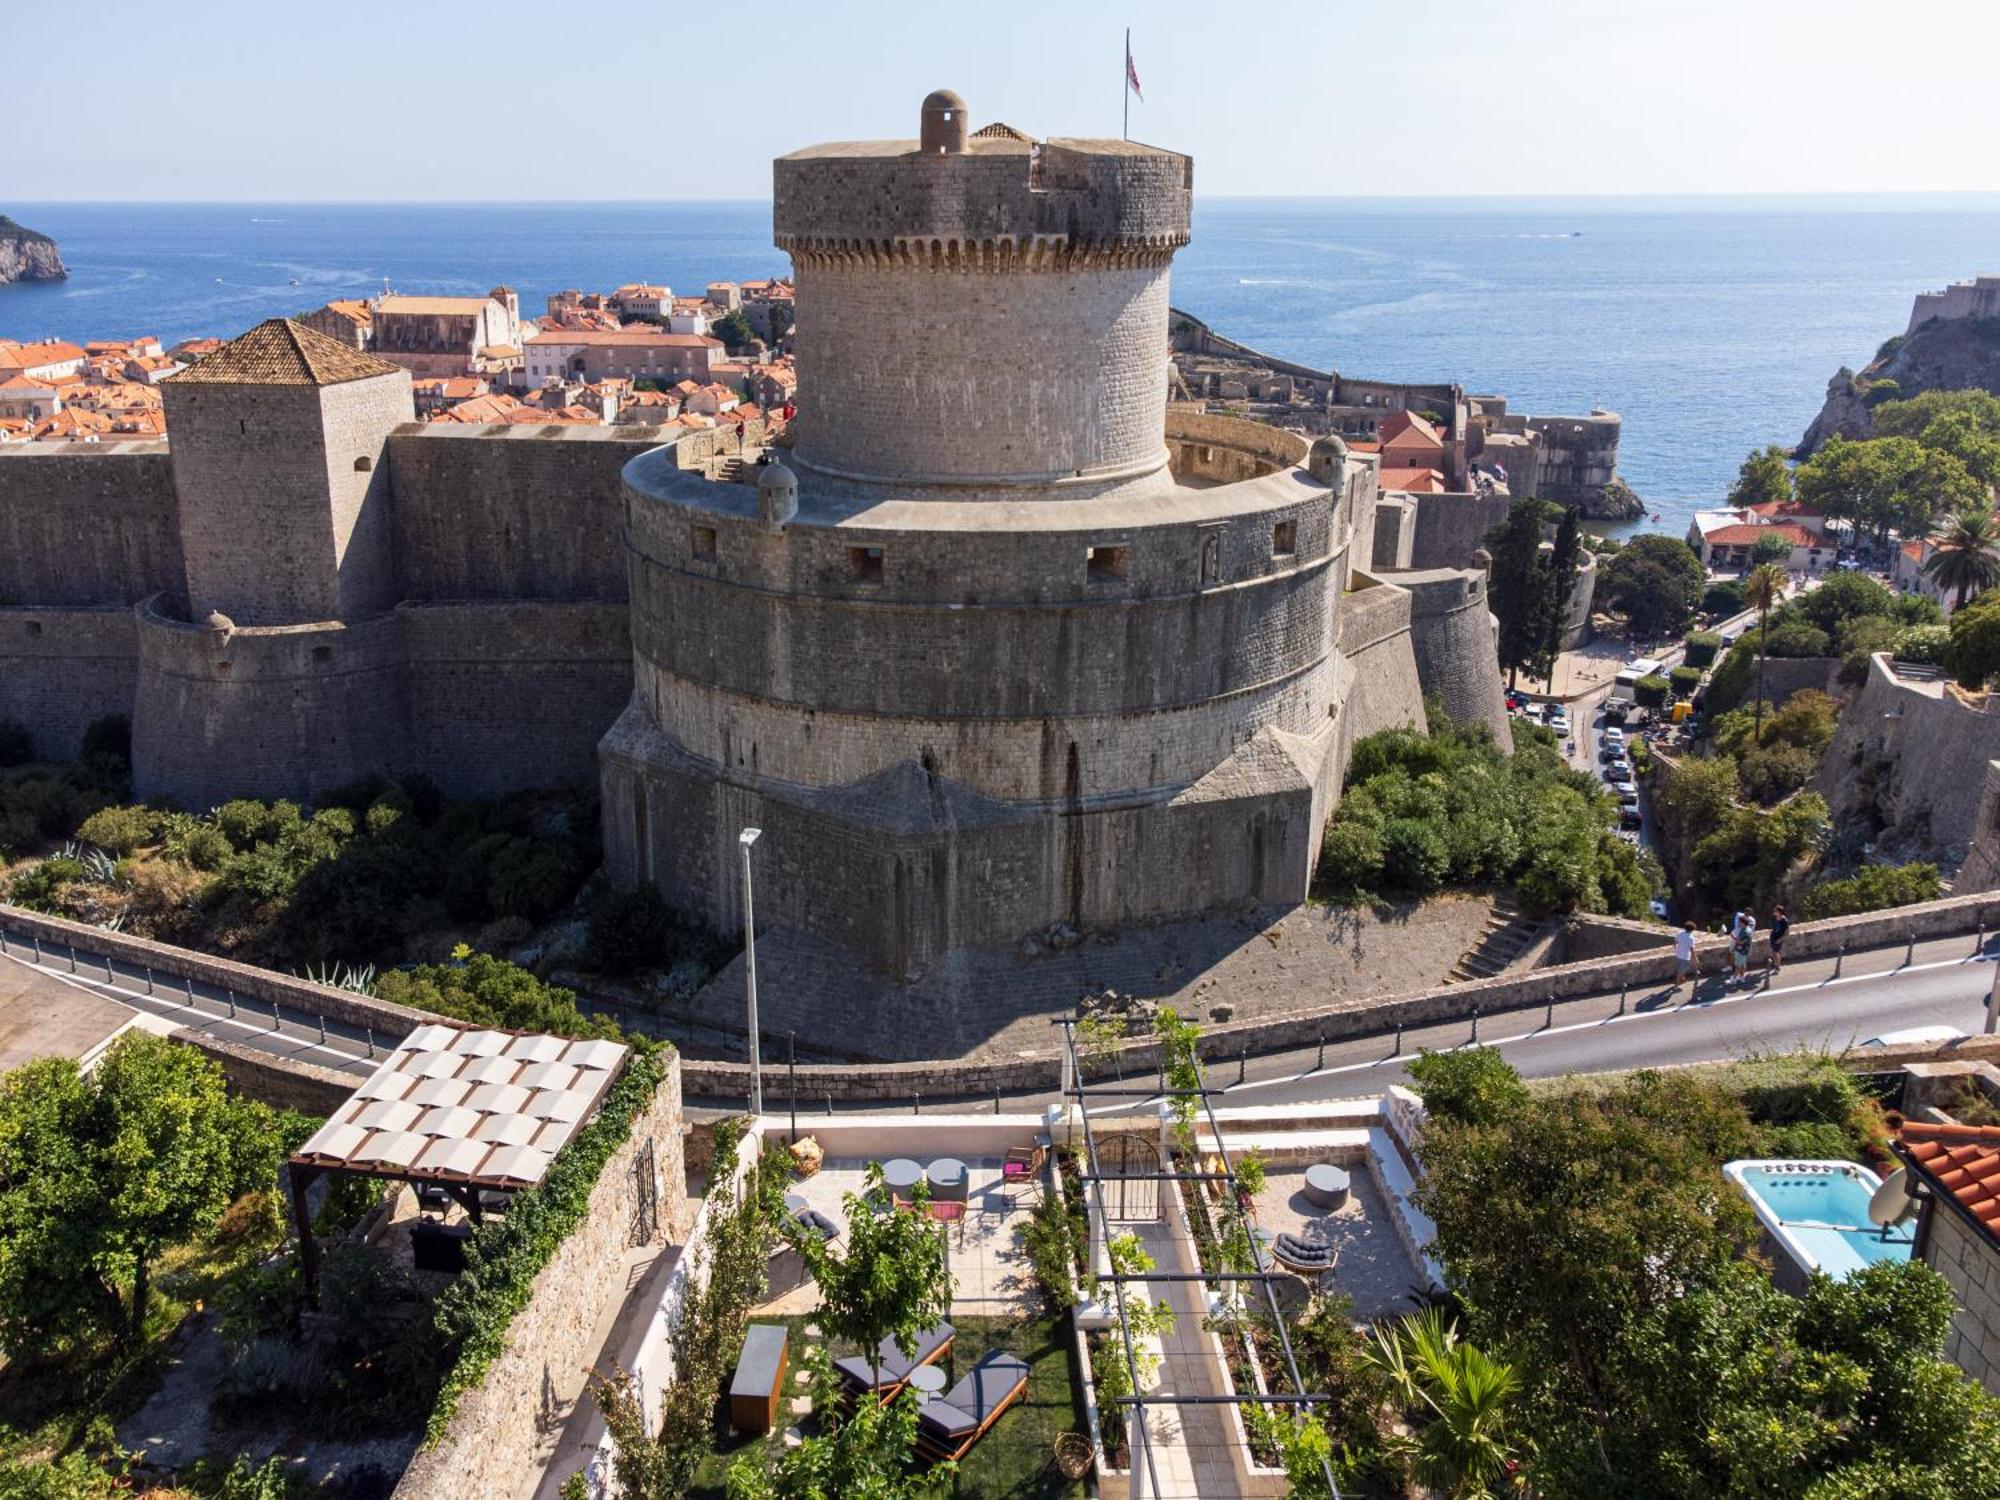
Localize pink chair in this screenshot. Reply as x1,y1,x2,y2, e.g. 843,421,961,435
1001,1145,1046,1204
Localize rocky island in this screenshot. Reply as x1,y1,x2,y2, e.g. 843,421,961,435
1799,274,2000,455
0,215,68,284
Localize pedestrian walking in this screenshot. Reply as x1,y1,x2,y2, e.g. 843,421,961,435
1674,921,1697,989
1768,904,1790,972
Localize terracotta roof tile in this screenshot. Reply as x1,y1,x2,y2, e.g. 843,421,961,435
167,319,402,387
1705,522,1813,547
1379,410,1445,451
1380,465,1447,493
1900,1121,2000,1242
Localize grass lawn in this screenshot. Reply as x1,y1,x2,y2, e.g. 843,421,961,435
691,1312,1089,1499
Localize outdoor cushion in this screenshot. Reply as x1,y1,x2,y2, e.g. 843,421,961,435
1273,1232,1334,1268
832,1321,954,1392
918,1350,1031,1439
792,1208,841,1242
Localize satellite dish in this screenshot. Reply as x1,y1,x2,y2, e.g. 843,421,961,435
1868,1167,1919,1228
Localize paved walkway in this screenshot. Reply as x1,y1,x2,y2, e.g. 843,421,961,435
1131,1220,1237,1498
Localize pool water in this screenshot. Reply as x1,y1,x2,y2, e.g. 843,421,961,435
1729,1162,1914,1280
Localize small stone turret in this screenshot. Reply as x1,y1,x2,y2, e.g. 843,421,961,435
1308,433,1348,488
757,459,798,532
920,89,968,155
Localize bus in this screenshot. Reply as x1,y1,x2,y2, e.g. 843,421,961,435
1612,658,1664,701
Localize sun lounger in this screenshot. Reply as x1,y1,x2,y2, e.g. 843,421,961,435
915,1349,1033,1463
831,1320,955,1401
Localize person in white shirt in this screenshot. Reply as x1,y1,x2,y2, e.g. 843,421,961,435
1673,922,1697,989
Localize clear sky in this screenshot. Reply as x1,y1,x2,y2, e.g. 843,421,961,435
11,0,1998,200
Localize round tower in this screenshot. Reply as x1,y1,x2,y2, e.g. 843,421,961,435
772,90,1193,497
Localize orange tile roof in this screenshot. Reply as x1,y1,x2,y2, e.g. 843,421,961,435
1379,465,1447,493
1900,1121,2000,1246
1379,410,1445,451
1903,539,1927,564
525,330,722,349
1749,498,1825,522
0,340,86,371
375,295,498,316
1705,522,1813,548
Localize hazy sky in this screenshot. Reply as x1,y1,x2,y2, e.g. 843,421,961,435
12,0,1998,200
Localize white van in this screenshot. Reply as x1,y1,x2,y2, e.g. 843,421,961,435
1612,658,1663,701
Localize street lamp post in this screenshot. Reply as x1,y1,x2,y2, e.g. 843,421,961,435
740,827,764,1115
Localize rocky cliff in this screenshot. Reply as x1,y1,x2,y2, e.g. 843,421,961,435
0,216,67,284
1799,314,2000,456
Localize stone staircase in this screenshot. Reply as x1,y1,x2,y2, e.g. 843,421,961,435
1446,894,1551,983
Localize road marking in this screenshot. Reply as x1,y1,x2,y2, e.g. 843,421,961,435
0,947,377,1070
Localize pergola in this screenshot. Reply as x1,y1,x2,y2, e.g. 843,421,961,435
287,1020,629,1294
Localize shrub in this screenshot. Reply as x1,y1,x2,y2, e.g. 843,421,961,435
1317,816,1383,893
1761,620,1833,658
376,949,617,1040
75,803,158,856
0,721,31,768
1737,742,1818,804
1634,674,1670,708
1802,862,1942,920
79,715,130,769
1683,631,1722,668
585,882,676,973
163,816,232,872
1380,817,1450,894
1703,580,1747,618
7,855,83,911
1893,623,1950,665
1669,665,1702,699
1406,1047,1529,1126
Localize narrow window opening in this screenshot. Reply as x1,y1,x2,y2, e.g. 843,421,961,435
312,645,332,663
849,546,884,584
1272,519,1297,557
1087,545,1129,584
353,455,373,473
692,525,717,562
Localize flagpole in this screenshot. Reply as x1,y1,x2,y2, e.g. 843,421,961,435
1123,27,1130,140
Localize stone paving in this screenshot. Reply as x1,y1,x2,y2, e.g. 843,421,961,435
756,1156,1038,1318
1250,1165,1420,1325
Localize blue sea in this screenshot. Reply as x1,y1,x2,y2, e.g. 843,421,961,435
6,196,1998,535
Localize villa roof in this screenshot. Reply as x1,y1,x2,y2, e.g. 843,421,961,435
1380,465,1447,493
1705,522,1814,548
1898,1120,2000,1250
375,294,496,317
1749,498,1825,522
525,329,721,349
166,319,401,387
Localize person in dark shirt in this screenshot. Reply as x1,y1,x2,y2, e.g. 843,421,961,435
1768,904,1790,972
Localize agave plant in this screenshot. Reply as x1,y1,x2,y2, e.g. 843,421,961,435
61,841,128,890
1364,1307,1521,1499
298,961,379,996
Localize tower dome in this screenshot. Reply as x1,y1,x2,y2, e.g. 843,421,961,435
757,458,798,531
920,89,968,155
1309,433,1349,488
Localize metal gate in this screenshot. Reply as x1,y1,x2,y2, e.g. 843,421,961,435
1097,1132,1161,1222
630,1137,659,1245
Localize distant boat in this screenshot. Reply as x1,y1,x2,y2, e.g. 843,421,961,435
289,278,300,286
212,276,222,283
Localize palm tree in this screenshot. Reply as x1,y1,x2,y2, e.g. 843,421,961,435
1744,562,1787,745
1364,1307,1521,1499
1921,509,2000,612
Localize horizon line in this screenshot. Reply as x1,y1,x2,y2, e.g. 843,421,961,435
11,189,2000,208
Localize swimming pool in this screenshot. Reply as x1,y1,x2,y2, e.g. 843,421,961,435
1724,1160,1914,1286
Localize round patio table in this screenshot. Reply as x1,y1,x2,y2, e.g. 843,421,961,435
907,1364,947,1404
927,1156,969,1202
1304,1163,1351,1212
783,1192,808,1217
882,1158,924,1197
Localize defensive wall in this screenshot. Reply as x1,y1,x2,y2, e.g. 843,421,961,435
0,605,140,761
1401,568,1511,743
0,441,183,609
1404,490,1510,573
1817,653,2000,868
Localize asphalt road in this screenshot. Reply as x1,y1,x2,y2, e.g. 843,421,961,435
0,917,384,1076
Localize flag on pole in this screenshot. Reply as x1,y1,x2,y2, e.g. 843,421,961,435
1126,43,1144,103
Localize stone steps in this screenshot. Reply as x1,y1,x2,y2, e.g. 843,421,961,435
1446,896,1550,983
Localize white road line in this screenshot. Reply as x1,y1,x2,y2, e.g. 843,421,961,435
0,948,378,1068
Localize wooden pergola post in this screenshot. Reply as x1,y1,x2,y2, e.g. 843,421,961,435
289,1160,324,1304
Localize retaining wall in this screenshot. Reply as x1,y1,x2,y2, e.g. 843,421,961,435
393,1056,685,1500
173,1028,359,1114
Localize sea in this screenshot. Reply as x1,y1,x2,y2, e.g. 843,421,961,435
6,195,1999,537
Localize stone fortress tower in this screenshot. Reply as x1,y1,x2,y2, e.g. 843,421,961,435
600,92,1502,998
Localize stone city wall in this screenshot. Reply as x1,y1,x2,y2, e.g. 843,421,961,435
1402,568,1510,744
0,605,139,760
386,425,647,603
1817,653,2000,865
394,1055,686,1500
0,442,182,607
130,598,414,807
1405,490,1511,572
1337,575,1425,743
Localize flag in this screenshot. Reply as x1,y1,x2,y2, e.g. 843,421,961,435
1126,46,1143,103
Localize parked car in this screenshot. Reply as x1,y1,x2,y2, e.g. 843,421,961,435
1603,726,1626,748
1616,784,1640,803
1547,709,1571,735
1620,807,1644,831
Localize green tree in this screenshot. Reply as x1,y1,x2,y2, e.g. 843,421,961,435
1405,1046,1530,1127
0,1035,268,1353
711,308,756,352
1726,443,1794,511
375,948,617,1039
1748,530,1794,567
1487,500,1555,689
1538,506,1583,684
727,1343,949,1499
1596,535,1705,639
1363,1308,1521,1500
1743,562,1787,744
791,1163,954,1392
1874,388,2000,488
1922,508,2000,610
1946,588,2000,687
